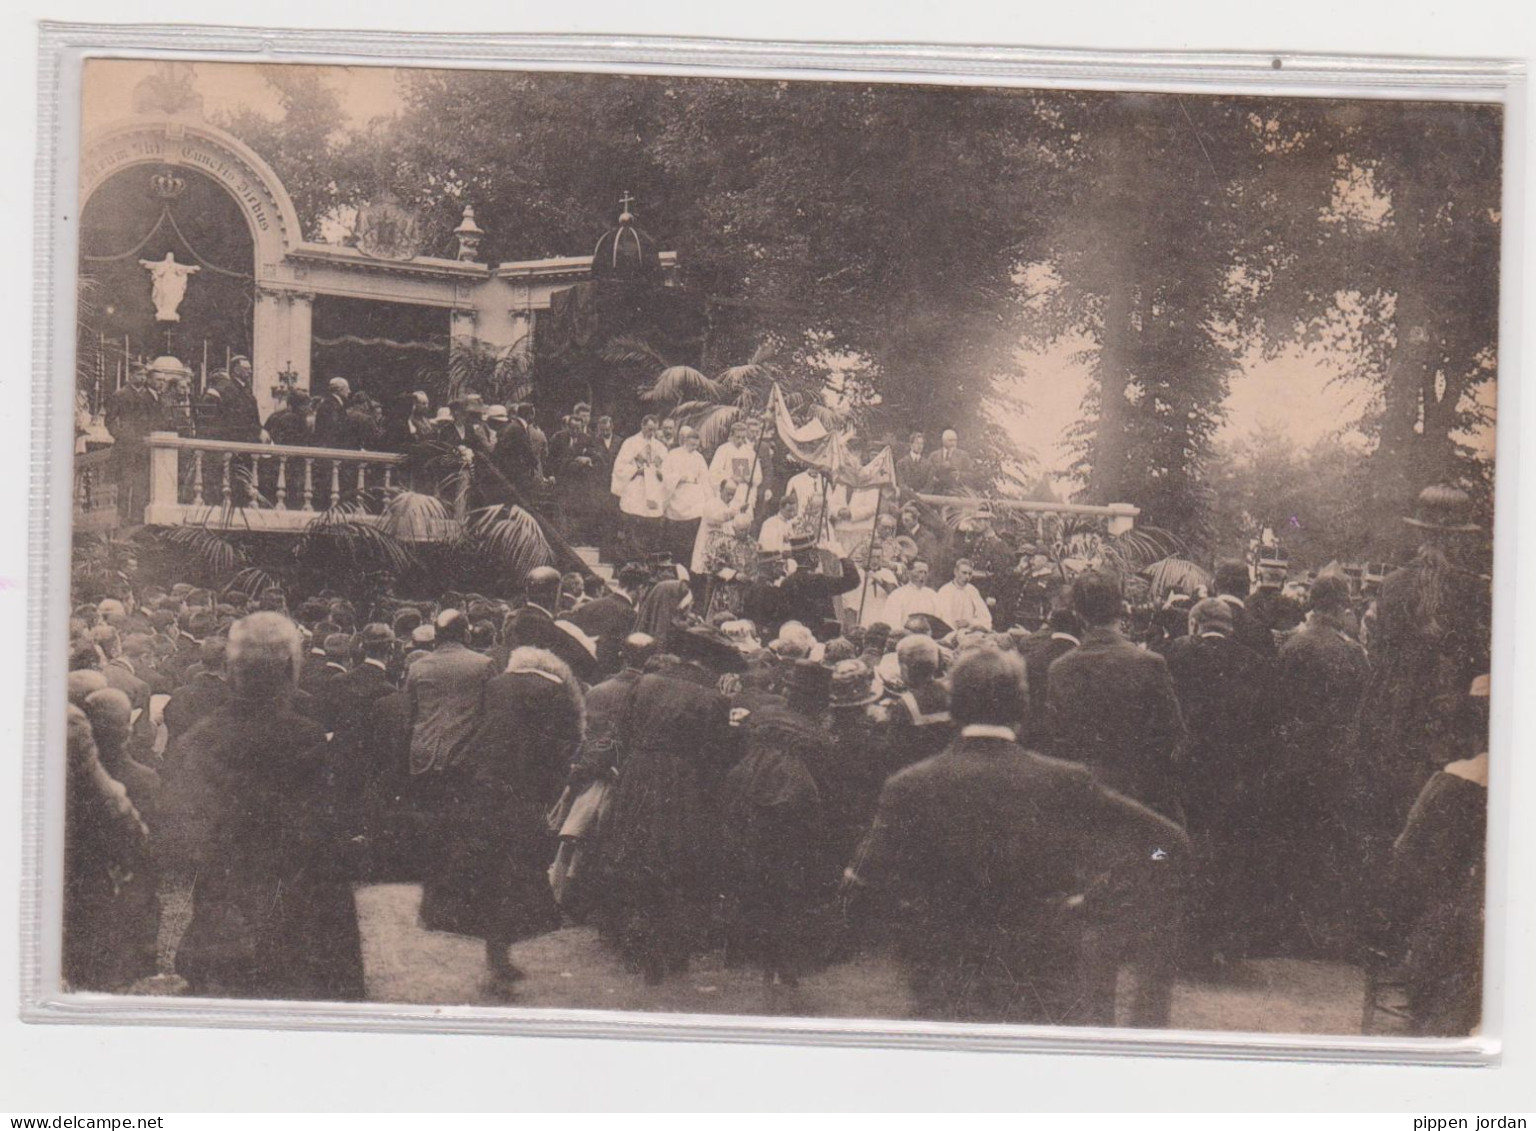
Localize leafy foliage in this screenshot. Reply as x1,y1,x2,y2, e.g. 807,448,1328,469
218,71,1500,565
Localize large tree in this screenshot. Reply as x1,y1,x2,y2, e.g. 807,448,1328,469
1237,98,1502,556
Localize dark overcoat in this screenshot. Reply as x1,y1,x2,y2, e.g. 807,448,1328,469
1356,552,1491,821
420,668,581,943
161,700,365,1001
592,666,733,971
564,592,638,678
317,660,398,821
1263,616,1372,953
1046,626,1187,818
846,735,1189,1025
720,704,828,976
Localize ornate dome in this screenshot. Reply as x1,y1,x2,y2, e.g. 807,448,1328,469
590,193,662,282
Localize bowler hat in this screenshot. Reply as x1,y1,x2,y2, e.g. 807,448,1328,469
785,658,832,710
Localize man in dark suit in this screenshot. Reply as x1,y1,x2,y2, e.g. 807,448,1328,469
265,389,317,447
489,408,542,505
1161,597,1271,961
1212,559,1278,659
895,431,930,493
161,637,231,775
920,428,977,494
317,624,400,843
503,567,598,684
104,362,166,522
312,378,352,449
300,633,351,701
1021,607,1081,749
564,561,647,677
590,415,624,561
343,391,383,451
845,647,1189,1026
201,356,263,444
743,536,862,641
1047,568,1187,819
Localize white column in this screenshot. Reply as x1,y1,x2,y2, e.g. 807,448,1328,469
253,287,315,420
252,285,285,422
287,291,314,395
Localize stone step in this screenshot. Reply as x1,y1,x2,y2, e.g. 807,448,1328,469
572,545,613,583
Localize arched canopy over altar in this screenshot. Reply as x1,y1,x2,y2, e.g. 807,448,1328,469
77,95,679,423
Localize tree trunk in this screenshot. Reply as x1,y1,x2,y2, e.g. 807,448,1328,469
1087,281,1137,505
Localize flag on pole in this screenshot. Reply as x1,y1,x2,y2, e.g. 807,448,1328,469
836,443,898,491
769,382,898,490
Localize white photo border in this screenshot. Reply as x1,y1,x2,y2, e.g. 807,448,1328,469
24,21,1526,1067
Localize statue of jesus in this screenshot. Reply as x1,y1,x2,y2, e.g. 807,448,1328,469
138,251,200,322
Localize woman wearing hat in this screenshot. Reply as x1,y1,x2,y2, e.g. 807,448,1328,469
720,688,830,998
821,659,891,867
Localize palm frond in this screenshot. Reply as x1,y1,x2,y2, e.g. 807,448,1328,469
295,501,420,576
162,523,247,577
684,403,745,449
717,361,776,395
463,504,556,579
1101,527,1184,574
1143,557,1213,600
224,566,283,599
378,489,455,543
641,365,722,405
602,335,673,371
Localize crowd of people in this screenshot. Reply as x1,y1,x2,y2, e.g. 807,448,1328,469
63,464,1491,1032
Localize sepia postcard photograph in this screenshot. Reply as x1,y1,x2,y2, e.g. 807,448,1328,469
43,45,1505,1051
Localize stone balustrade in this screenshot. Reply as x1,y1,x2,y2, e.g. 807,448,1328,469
141,432,463,539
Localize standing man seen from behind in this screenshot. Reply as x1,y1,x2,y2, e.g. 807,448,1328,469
1047,568,1188,821
565,561,647,678
844,647,1189,1026
405,609,494,780
1213,559,1278,659
505,566,599,685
